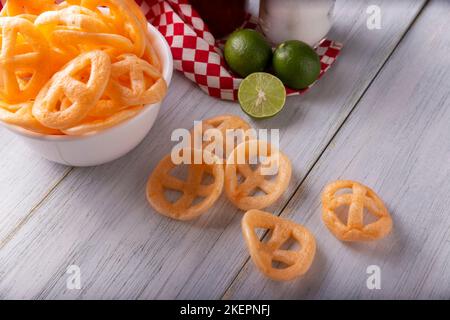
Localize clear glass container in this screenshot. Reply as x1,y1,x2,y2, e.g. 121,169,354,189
259,0,336,47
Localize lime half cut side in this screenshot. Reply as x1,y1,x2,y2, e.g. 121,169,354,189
238,72,286,119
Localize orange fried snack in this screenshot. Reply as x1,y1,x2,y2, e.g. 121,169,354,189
143,32,161,72
122,0,148,29
66,0,146,57
35,5,134,58
1,0,59,16
52,28,136,57
0,101,60,134
11,14,38,22
225,140,292,211
242,209,316,281
0,0,165,136
322,180,393,242
146,149,224,221
89,54,167,117
191,114,252,162
62,105,143,135
35,5,112,34
0,17,51,103
119,0,162,70
32,50,111,129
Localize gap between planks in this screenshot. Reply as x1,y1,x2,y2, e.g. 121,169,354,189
0,167,74,250
220,0,431,300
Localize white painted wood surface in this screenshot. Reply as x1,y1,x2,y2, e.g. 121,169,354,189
1,0,447,300
225,0,450,300
0,136,70,245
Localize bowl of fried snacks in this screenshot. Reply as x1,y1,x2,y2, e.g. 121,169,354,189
0,0,173,166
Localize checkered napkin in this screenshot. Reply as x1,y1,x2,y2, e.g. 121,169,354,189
138,0,343,100
0,1,342,101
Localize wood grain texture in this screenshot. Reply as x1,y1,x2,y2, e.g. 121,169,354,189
168,0,429,300
0,0,430,299
0,132,70,246
225,0,450,300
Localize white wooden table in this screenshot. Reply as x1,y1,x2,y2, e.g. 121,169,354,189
0,0,449,300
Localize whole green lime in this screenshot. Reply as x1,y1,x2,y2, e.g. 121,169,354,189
273,40,321,90
224,29,272,78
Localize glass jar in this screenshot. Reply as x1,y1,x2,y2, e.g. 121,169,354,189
259,0,336,47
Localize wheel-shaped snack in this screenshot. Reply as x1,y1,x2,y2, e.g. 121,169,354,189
66,0,145,56
0,17,51,103
52,29,136,58
122,0,148,29
0,101,60,135
242,209,316,281
321,180,393,241
35,5,135,58
89,54,167,117
1,0,60,16
225,140,292,211
191,114,253,163
147,149,224,221
0,0,166,136
62,105,143,135
34,5,111,34
143,32,162,72
32,50,111,129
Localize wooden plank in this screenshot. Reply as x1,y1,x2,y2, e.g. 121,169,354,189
0,131,70,246
225,0,450,299
0,0,426,299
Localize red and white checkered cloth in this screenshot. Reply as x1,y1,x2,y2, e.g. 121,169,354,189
0,0,342,101
139,0,342,100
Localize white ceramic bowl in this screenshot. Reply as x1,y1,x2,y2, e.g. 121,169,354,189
0,24,173,167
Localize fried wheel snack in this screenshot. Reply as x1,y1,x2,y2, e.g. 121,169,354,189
147,149,224,221
9,14,38,23
62,105,143,135
33,50,111,129
192,114,252,162
122,0,148,29
35,5,135,58
67,0,146,56
0,101,60,134
1,0,59,16
35,5,111,34
89,54,167,117
121,0,162,70
0,17,51,103
242,210,316,281
0,1,166,136
143,33,161,72
322,180,393,242
225,140,292,211
52,28,135,57
120,0,162,70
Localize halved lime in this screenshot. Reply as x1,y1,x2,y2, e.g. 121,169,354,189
238,72,286,119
